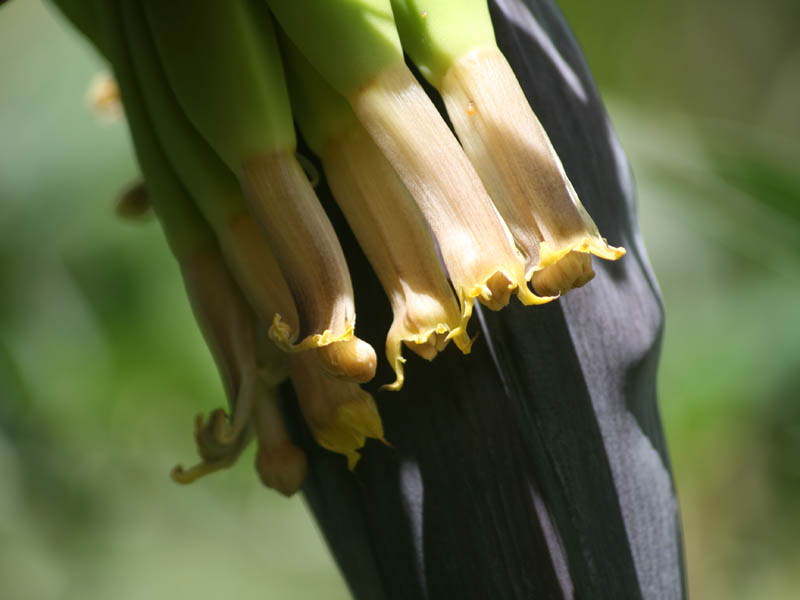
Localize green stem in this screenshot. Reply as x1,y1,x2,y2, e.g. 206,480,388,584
142,0,296,170
120,1,246,232
94,0,213,260
279,34,357,156
266,0,403,99
390,0,495,87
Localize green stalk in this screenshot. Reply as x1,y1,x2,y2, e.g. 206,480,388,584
279,34,357,157
266,0,402,99
141,0,294,167
143,0,377,382
119,0,299,340
390,0,495,87
91,1,209,262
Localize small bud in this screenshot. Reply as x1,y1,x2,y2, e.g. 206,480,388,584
252,386,308,496
114,180,153,220
291,353,385,470
170,245,306,488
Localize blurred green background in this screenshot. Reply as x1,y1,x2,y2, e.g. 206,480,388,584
1,1,798,598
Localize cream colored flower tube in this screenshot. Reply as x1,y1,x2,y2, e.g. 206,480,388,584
268,0,554,338
281,37,471,389
389,0,625,296
351,62,554,327
322,125,472,390
440,47,625,294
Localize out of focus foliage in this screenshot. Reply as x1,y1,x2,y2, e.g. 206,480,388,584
1,0,798,598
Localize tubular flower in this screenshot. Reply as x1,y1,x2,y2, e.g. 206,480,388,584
117,0,301,348
391,0,625,295
268,0,555,336
86,0,309,493
142,0,377,382
51,0,628,479
282,37,471,390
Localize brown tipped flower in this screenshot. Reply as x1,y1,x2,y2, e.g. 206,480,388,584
290,352,385,470
349,61,554,334
439,46,625,295
322,124,472,390
241,151,376,382
169,244,307,490
252,385,308,496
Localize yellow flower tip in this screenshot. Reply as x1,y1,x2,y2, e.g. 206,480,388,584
255,442,308,497
307,387,384,467
292,351,384,466
445,326,477,354
316,336,378,383
461,267,554,313
480,271,516,310
383,321,467,391
269,314,363,369
529,236,625,296
515,280,560,306
381,342,407,392
532,251,595,296
381,379,404,393
591,239,627,261
268,313,298,349
337,396,385,440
